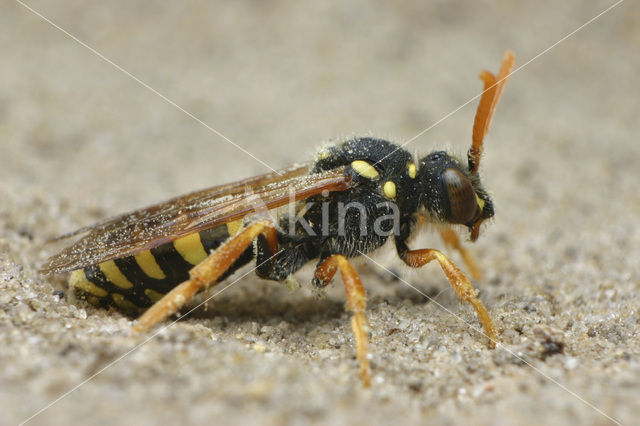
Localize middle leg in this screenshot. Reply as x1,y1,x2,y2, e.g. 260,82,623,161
440,227,483,281
315,254,371,387
403,248,497,347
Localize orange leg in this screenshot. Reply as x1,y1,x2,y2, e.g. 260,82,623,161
315,255,371,387
404,249,497,347
440,227,483,281
133,220,276,333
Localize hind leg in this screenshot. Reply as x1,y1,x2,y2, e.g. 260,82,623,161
133,220,278,333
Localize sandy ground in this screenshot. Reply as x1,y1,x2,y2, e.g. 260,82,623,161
2,1,639,425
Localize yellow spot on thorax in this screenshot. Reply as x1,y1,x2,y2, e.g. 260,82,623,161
69,270,107,297
383,181,397,199
174,233,208,265
134,250,166,280
351,160,380,179
475,194,485,211
99,260,134,289
407,162,417,178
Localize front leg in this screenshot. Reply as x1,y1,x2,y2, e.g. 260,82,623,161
397,241,497,347
440,227,483,281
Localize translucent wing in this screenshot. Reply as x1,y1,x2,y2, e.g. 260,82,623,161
41,164,351,274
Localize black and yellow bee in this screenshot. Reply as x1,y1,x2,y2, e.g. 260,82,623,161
42,52,515,387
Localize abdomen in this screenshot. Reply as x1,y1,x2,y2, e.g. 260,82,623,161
69,221,253,311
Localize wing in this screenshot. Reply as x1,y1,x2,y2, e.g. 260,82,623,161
41,164,351,274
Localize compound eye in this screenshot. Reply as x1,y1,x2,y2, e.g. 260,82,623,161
442,168,480,224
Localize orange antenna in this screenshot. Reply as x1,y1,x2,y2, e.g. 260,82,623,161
468,51,515,174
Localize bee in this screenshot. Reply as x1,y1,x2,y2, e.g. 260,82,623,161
42,52,515,387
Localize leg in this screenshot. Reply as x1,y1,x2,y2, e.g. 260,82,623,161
133,220,276,333
315,255,371,387
403,249,497,347
440,227,483,281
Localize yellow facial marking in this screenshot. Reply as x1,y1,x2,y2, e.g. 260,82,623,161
407,162,417,179
475,194,485,211
144,288,165,303
226,220,244,237
383,181,397,199
111,293,139,311
69,270,108,297
99,261,134,290
351,160,380,179
134,250,166,280
174,233,208,265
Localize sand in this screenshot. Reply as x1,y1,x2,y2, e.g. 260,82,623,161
2,1,639,425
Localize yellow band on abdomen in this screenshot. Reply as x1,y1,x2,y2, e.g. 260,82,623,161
111,293,139,311
69,270,108,297
173,233,208,265
134,250,166,280
226,220,243,237
99,260,134,289
144,288,165,303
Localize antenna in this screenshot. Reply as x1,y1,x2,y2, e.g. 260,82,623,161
468,51,516,174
